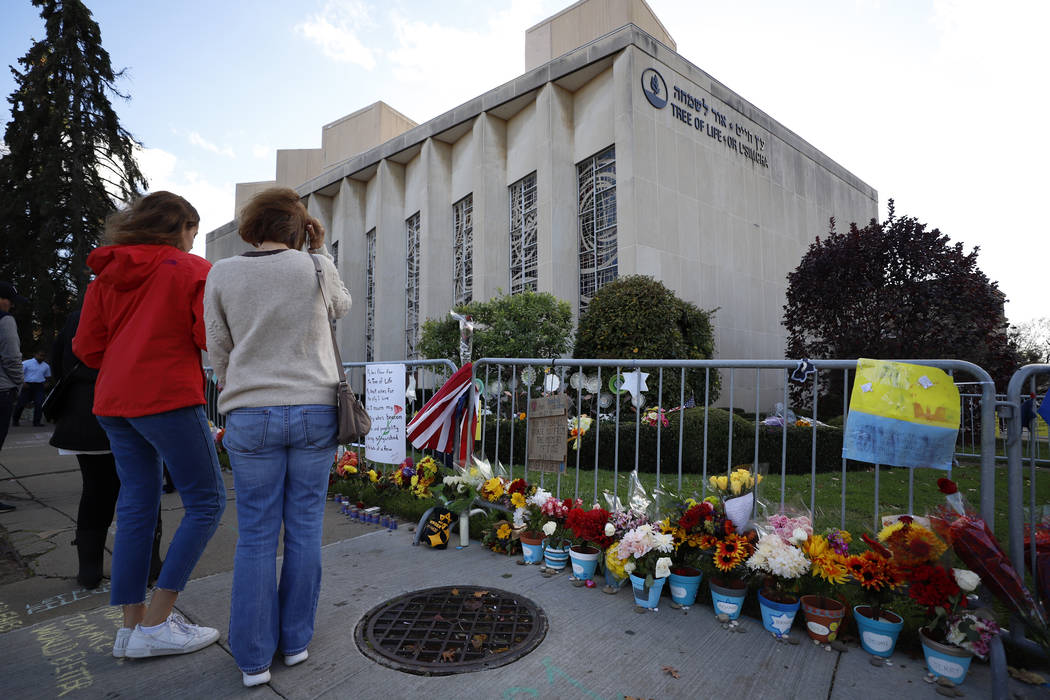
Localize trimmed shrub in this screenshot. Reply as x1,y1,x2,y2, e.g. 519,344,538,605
573,275,720,404
478,407,854,476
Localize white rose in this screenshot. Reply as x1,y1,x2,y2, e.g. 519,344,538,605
655,557,672,579
604,523,616,537
953,568,980,592
542,521,556,536
789,528,808,546
624,561,636,574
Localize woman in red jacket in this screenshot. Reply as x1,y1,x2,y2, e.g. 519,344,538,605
74,192,226,660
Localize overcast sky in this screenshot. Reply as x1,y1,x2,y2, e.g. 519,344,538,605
1,0,1045,324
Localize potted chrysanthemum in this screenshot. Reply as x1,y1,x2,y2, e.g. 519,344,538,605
536,495,582,571
747,528,810,638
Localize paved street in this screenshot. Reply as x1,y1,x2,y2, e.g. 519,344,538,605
0,424,1040,699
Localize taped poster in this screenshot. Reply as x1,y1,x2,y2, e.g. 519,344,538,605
842,359,960,470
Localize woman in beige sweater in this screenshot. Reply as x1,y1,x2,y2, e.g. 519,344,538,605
203,187,350,687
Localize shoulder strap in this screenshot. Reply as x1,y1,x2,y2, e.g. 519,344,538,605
310,254,349,387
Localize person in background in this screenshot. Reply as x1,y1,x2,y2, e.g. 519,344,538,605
204,187,350,687
50,311,164,589
0,281,27,513
13,349,51,427
74,191,226,660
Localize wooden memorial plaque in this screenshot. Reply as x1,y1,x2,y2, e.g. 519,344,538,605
526,395,568,473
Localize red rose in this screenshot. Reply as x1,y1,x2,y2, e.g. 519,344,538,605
937,477,958,495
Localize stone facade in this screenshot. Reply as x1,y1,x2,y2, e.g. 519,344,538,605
206,2,877,405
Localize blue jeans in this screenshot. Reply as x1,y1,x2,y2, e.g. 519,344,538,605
99,405,225,605
224,405,337,673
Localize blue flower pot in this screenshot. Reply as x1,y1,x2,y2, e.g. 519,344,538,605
604,566,627,590
854,606,903,658
543,545,569,570
667,568,702,606
757,590,800,637
920,628,973,685
569,546,600,580
520,533,544,564
629,574,667,608
709,579,747,620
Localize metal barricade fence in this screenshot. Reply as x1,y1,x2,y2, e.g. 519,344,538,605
469,358,999,532
957,387,1048,467
202,359,457,447
1004,364,1050,658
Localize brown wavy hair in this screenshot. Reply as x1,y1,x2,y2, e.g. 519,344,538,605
238,187,317,249
104,191,200,248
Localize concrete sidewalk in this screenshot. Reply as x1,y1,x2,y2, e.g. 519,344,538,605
0,425,1041,699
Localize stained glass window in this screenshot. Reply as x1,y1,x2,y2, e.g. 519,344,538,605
577,146,617,312
405,213,421,360
365,228,375,363
453,195,473,306
509,172,538,294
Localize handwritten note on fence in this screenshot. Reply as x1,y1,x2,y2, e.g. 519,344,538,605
365,364,406,464
527,395,567,473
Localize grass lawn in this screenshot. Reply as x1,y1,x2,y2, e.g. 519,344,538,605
507,460,1050,541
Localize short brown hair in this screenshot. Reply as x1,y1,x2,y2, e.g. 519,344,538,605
104,191,199,247
238,187,318,249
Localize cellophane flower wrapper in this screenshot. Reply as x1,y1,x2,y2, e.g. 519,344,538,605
626,470,653,517
929,482,1050,647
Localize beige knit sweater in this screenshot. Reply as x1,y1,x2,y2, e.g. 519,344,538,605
203,246,351,414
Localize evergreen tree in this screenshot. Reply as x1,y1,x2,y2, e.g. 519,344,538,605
0,0,146,351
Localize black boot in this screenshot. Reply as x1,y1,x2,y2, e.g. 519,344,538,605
148,510,164,587
74,529,108,589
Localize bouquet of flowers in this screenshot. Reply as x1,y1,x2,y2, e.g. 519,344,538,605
537,495,583,550
514,486,553,535
844,536,903,622
747,533,810,602
566,506,614,551
613,523,675,590
708,465,763,529
481,512,521,557
945,610,1002,659
334,450,359,478
930,477,1050,654
802,528,853,595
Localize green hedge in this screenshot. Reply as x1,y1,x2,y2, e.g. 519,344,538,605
479,407,856,475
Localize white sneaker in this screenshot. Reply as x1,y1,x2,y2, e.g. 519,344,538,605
284,649,308,666
124,612,220,658
112,627,132,658
242,669,271,687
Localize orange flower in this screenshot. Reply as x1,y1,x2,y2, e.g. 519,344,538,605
845,555,867,580
698,534,719,551
904,527,947,564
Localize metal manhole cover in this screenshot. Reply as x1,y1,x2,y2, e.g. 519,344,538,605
354,585,547,675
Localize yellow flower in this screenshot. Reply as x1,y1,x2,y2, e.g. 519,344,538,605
877,521,905,542
511,492,526,508
410,474,419,486
482,477,504,501
368,470,378,483
605,543,628,579
803,534,830,560
497,524,512,540
813,554,849,585
715,475,729,491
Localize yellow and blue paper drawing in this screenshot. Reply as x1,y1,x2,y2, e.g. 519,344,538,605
842,359,960,470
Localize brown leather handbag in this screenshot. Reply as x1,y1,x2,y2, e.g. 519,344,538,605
311,254,371,444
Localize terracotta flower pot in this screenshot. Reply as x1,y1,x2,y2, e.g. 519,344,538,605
800,595,846,643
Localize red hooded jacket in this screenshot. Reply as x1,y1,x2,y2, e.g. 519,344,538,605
73,244,211,417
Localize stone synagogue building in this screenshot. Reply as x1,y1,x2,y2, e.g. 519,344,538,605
205,0,877,397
